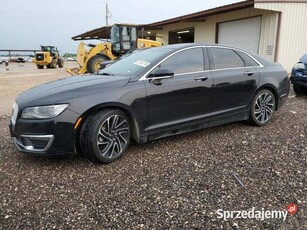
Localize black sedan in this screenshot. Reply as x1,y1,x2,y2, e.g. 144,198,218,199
9,44,290,163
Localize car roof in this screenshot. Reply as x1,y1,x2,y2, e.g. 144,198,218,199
157,43,248,51
147,43,273,68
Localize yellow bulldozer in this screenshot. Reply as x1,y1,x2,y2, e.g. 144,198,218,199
33,46,64,69
67,24,162,75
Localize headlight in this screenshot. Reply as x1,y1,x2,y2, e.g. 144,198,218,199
21,104,69,119
294,62,305,70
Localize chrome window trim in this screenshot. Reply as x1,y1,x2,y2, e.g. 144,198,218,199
138,46,206,81
138,45,264,81
210,66,262,72
174,70,209,77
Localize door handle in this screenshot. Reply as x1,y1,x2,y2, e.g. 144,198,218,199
243,71,254,76
194,76,209,81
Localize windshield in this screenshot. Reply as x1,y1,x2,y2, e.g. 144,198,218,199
110,26,120,43
299,54,307,63
99,47,172,77
41,46,50,51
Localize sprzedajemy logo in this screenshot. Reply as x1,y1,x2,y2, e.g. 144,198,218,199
216,204,298,221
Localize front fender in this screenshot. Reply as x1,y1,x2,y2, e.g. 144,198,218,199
76,102,146,143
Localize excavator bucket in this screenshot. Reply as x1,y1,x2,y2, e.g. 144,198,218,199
77,42,86,67
66,42,88,75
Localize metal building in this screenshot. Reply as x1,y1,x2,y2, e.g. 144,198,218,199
143,0,307,72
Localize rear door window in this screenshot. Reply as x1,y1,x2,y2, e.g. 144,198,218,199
210,47,244,69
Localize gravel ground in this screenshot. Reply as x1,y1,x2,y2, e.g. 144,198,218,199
0,65,306,229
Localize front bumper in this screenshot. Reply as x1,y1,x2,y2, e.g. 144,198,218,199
13,135,54,153
290,75,307,87
290,68,307,87
9,108,80,156
32,61,51,66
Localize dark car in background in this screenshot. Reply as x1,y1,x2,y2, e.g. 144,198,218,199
290,54,307,95
9,44,290,163
10,57,26,63
17,58,26,63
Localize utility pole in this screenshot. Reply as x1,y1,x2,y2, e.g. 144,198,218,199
105,3,109,26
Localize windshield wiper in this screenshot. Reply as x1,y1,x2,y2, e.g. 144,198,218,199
98,72,115,76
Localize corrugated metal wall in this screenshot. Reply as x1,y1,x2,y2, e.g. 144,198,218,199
255,3,307,71
155,7,279,63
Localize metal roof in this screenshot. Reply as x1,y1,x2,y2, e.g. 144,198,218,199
72,26,112,41
72,23,141,41
143,1,254,30
71,1,255,40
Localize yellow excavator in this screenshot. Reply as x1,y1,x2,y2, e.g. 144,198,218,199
67,24,162,75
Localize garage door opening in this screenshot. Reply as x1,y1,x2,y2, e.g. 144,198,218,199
169,28,194,44
217,17,261,54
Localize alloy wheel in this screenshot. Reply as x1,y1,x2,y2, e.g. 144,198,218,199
96,115,129,158
254,92,274,124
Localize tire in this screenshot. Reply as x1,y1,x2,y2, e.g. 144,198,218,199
47,59,57,68
87,55,108,73
58,59,64,68
293,84,304,95
37,64,44,69
80,109,131,163
51,59,57,68
250,89,276,126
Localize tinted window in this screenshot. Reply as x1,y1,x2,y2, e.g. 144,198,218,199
237,50,260,67
210,48,244,69
160,48,204,74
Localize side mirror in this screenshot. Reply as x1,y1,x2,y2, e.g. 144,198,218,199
148,68,174,85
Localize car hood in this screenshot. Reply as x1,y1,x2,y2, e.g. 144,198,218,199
16,74,130,107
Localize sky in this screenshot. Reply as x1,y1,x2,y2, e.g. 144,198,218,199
0,0,242,54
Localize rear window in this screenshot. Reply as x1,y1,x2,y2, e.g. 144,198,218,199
236,50,260,67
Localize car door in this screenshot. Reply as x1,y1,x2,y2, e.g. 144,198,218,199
143,47,213,135
208,47,260,115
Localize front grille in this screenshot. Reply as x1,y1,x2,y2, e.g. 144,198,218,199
36,53,44,61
